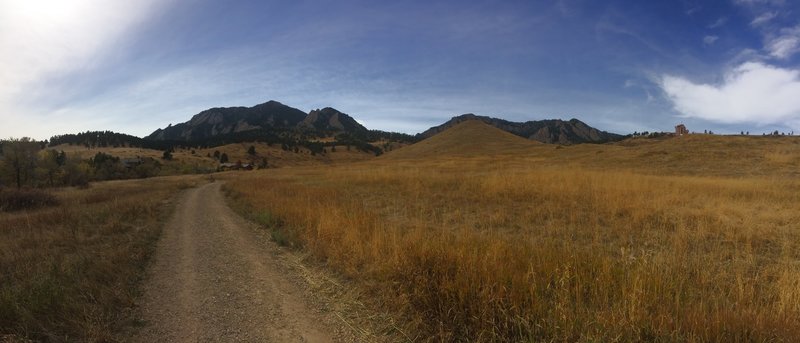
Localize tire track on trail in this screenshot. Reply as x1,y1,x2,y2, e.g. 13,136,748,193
132,182,345,342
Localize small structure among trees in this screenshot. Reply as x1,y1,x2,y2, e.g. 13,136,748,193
675,124,688,136
217,162,253,172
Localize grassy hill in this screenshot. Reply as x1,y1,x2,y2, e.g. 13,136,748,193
387,123,800,178
382,119,539,159
522,133,800,177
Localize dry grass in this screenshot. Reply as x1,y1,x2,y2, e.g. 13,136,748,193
224,126,800,341
0,175,205,342
0,189,59,212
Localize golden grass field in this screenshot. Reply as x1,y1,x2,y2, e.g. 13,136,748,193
0,175,206,341
222,121,800,341
6,120,800,341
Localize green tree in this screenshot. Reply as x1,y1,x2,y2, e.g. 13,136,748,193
62,156,91,187
246,146,260,165
91,152,123,181
1,137,41,188
38,150,65,187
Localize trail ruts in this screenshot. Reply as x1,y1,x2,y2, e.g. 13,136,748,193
133,182,350,342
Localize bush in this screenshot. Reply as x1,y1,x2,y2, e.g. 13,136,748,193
0,188,59,212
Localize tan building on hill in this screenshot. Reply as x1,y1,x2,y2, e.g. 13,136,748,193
675,124,688,135
218,162,253,171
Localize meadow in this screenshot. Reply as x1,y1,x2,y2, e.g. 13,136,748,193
0,176,204,342
4,119,800,342
224,122,800,341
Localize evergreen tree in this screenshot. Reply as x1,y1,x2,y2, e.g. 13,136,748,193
1,138,41,188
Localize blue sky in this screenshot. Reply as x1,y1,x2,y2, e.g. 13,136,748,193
1,0,799,139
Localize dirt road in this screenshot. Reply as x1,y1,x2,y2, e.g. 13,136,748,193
132,182,350,342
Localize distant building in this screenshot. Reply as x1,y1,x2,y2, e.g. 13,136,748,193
675,124,688,136
217,162,253,172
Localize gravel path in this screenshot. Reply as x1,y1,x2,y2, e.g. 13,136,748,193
132,182,346,342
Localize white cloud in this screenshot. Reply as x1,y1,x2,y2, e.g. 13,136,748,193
750,11,778,26
703,35,719,45
0,0,166,138
766,26,800,59
660,62,800,126
733,0,797,60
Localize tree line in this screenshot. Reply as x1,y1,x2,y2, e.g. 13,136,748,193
47,128,410,157
1,138,161,189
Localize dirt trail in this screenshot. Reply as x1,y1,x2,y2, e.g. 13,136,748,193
132,182,347,342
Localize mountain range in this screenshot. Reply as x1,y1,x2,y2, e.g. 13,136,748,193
144,100,622,146
147,101,324,141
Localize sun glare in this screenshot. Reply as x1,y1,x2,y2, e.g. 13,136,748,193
3,0,92,28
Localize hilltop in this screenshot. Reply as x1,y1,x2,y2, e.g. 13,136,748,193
146,101,307,141
419,113,622,144
383,120,538,159
299,107,368,134
146,101,381,143
385,118,800,178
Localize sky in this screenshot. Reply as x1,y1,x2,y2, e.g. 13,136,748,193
1,0,800,139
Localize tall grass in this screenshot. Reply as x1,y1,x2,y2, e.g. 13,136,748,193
0,176,202,342
0,188,59,212
226,160,800,341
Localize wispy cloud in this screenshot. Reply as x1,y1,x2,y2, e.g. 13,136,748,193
731,0,797,60
595,21,665,55
659,62,800,127
766,25,800,59
555,0,571,16
734,0,786,6
708,17,727,28
750,11,778,26
703,35,719,45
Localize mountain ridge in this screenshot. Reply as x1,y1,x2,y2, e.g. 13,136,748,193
146,100,308,141
145,101,378,143
419,113,622,144
300,107,367,133
145,101,622,146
